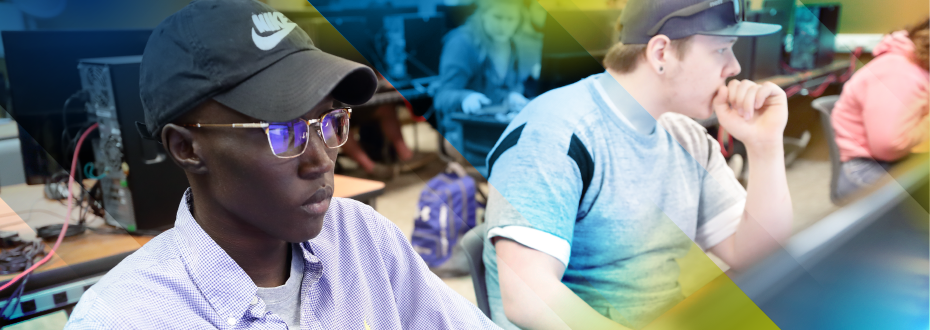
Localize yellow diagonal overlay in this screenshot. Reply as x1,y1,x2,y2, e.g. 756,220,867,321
0,195,32,237
534,0,620,59
646,273,779,330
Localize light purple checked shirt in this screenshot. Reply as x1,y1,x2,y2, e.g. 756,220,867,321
65,189,498,329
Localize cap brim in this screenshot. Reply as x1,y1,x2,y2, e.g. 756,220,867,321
213,49,377,122
700,22,782,37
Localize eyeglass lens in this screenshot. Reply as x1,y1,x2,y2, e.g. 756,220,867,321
266,109,350,158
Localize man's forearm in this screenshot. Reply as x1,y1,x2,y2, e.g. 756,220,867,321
731,141,793,269
496,240,629,330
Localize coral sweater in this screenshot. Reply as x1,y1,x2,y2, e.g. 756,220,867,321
832,31,929,162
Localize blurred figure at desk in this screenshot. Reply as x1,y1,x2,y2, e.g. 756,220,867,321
832,17,929,199
432,0,542,153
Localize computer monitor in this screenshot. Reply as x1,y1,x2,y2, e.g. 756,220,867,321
296,8,446,82
436,4,476,32
291,14,374,67
2,29,152,184
788,4,840,70
400,13,447,79
538,9,621,94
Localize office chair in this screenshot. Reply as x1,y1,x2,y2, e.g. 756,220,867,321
811,95,842,204
460,223,491,318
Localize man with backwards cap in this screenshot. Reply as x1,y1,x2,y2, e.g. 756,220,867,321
65,1,498,329
483,0,794,328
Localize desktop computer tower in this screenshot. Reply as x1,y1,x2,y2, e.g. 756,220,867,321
78,56,189,232
730,0,793,81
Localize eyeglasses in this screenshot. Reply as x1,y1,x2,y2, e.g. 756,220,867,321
647,0,743,36
182,108,351,159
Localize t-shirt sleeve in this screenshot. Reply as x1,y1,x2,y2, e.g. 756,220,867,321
485,118,588,249
659,113,746,250
485,185,572,266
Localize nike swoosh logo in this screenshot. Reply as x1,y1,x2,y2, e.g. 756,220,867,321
251,12,297,51
252,23,296,50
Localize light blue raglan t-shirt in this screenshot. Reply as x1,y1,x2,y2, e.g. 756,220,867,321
482,73,747,329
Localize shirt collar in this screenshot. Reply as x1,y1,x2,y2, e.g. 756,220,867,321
593,72,658,136
173,189,320,323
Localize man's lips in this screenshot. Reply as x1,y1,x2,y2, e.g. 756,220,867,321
301,187,333,215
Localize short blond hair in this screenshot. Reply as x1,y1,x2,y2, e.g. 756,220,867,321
603,19,694,73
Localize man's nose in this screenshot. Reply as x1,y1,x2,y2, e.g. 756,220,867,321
724,54,742,78
297,132,334,179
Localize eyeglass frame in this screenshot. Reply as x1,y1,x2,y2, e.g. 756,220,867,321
181,107,352,159
647,0,743,37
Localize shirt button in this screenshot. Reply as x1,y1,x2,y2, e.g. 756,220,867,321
226,317,237,325
251,296,259,305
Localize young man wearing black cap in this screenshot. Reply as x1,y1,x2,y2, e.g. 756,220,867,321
483,0,793,329
64,1,497,329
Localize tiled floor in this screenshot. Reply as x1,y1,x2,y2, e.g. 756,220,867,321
9,121,843,329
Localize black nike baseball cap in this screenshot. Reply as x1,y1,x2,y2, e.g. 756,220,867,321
137,0,377,140
618,0,782,44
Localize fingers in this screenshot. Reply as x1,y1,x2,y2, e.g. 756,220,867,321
754,82,782,109
741,85,760,121
478,94,492,105
729,80,755,120
712,85,729,112
726,80,742,117
726,80,787,121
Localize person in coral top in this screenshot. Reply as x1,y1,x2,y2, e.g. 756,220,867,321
831,17,929,199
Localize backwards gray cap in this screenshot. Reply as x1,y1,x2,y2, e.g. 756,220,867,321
137,0,377,140
618,0,782,44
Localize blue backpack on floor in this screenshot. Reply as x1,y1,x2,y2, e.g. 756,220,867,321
412,165,479,268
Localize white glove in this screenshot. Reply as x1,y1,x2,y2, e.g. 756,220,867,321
462,93,491,114
506,92,529,112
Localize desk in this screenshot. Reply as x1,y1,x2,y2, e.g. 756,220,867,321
449,113,511,177
913,140,929,154
762,58,849,89
647,154,929,329
333,174,386,208
0,119,17,141
731,153,928,329
0,174,385,324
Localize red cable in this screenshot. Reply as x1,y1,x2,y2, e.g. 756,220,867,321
717,128,733,158
0,123,98,292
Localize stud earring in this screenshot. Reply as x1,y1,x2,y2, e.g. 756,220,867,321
659,66,664,73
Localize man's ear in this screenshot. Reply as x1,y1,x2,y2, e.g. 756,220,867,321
645,35,672,74
162,124,207,174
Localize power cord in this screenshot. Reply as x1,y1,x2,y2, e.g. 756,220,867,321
0,123,98,294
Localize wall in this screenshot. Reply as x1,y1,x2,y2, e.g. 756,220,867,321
800,0,928,34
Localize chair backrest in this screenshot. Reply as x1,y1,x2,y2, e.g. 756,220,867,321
811,95,842,204
460,223,491,318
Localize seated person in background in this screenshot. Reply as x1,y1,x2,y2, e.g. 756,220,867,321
432,0,542,153
483,0,794,329
831,17,929,199
340,102,418,180
65,1,497,328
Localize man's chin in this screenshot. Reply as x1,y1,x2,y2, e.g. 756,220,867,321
282,218,325,243
697,108,715,120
